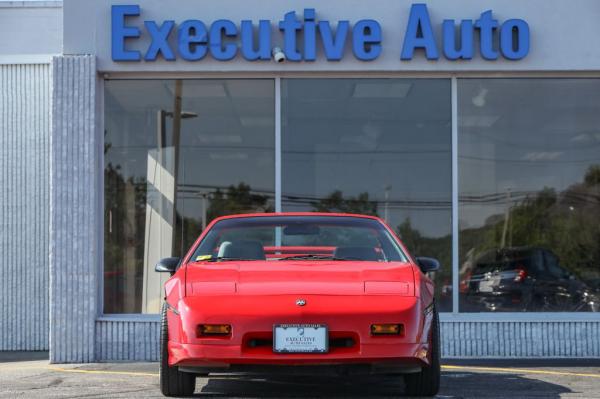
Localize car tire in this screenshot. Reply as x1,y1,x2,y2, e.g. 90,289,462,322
404,305,441,397
160,303,196,397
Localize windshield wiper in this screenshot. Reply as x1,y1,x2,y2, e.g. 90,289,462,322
208,257,255,262
278,254,333,260
278,255,356,261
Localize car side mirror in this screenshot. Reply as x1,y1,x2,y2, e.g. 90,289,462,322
415,257,440,273
155,257,180,275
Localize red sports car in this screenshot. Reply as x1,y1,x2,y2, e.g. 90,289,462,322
155,213,441,397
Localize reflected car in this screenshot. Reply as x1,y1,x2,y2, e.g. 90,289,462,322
155,213,441,397
461,247,598,312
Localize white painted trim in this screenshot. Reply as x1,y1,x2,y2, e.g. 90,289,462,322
96,75,105,318
451,77,459,315
101,71,600,80
274,77,282,213
97,312,600,323
0,54,56,65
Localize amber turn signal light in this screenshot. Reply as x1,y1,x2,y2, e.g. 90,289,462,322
197,324,231,336
371,323,403,335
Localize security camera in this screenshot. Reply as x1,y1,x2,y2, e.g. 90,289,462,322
272,47,286,63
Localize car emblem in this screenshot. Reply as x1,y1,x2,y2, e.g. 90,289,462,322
296,299,306,306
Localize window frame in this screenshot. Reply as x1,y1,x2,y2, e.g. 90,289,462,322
98,73,600,322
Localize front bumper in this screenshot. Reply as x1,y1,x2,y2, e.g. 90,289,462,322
167,294,433,370
170,341,428,368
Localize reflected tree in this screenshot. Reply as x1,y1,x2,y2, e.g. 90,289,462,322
398,218,452,308
207,182,274,222
311,190,378,215
460,164,600,285
174,183,274,257
104,162,147,313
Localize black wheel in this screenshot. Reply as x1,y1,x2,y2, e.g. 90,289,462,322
160,303,196,397
404,305,441,397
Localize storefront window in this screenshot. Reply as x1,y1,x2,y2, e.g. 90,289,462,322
282,79,453,311
104,79,275,313
458,79,600,312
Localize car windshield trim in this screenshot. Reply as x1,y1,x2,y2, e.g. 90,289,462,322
189,215,409,263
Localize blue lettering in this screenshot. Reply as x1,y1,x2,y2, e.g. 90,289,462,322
209,19,237,61
443,19,474,60
500,19,529,60
352,20,381,61
145,20,175,61
475,10,499,60
111,5,141,61
241,20,271,61
279,11,302,62
401,4,439,60
110,6,530,63
319,20,349,61
178,20,208,61
303,9,317,61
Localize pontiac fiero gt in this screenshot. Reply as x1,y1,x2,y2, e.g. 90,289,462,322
156,213,441,396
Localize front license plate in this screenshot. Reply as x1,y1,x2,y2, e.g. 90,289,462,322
273,324,328,353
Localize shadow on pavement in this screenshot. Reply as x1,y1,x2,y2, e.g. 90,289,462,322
0,351,49,362
195,370,573,398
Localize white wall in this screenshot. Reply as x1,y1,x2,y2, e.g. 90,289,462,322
0,1,62,57
64,0,600,73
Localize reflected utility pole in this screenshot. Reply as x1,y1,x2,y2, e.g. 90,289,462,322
384,185,392,223
500,188,511,248
171,79,183,244
201,192,208,230
156,80,198,254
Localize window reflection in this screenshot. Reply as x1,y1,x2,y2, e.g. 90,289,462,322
104,79,274,313
281,79,453,311
458,79,600,312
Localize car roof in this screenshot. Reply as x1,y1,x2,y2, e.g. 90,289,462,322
210,212,384,223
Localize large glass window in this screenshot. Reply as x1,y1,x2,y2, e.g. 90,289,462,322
104,79,274,313
458,79,600,312
282,79,453,311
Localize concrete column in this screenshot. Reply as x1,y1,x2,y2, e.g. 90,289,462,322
49,55,99,363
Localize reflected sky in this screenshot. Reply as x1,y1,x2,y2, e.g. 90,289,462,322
104,79,276,221
459,79,600,229
282,79,452,238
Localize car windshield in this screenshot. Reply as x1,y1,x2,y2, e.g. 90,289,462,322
190,216,408,262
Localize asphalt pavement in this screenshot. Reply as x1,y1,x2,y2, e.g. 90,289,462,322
1,353,599,398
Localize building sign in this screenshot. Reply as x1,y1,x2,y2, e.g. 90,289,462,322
112,3,530,62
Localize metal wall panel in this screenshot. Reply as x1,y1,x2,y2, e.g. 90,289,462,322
0,63,51,351
49,55,98,363
95,320,160,362
93,320,600,361
441,321,600,358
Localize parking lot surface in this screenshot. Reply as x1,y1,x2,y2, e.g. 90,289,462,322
1,354,599,398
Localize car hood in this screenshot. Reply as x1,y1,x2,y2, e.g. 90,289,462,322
185,261,416,296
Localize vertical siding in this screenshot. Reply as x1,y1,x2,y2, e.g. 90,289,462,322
93,319,600,362
0,64,51,351
49,55,98,363
441,321,600,358
96,319,160,362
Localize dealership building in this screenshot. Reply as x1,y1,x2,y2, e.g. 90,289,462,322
1,0,600,362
